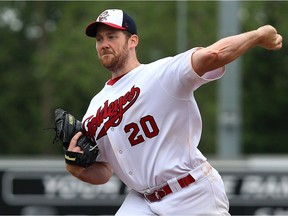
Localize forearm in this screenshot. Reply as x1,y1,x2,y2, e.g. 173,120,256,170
206,30,260,65
66,162,113,185
193,30,260,76
192,25,282,76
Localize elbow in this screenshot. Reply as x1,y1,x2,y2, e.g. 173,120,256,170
192,49,220,76
92,176,111,185
99,162,114,184
78,175,110,185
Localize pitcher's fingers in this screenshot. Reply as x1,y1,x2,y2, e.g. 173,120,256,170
68,132,83,151
276,34,283,46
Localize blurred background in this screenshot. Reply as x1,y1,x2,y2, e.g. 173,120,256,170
0,1,287,215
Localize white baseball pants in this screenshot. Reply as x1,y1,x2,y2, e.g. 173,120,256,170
116,165,230,216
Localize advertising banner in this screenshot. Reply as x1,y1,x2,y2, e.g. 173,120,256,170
1,158,288,215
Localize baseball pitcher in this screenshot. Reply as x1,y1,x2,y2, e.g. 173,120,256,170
55,8,282,215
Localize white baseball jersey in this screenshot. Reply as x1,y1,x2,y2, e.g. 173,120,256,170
82,48,225,192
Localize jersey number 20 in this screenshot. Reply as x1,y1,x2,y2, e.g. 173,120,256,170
124,115,159,146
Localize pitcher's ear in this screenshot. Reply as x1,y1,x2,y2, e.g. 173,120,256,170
130,34,139,47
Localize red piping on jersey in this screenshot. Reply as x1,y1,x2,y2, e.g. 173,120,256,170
107,73,126,85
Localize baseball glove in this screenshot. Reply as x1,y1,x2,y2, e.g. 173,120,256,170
53,108,99,168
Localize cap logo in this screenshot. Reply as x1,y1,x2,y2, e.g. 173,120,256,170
98,11,109,22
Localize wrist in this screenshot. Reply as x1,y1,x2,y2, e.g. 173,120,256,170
255,28,264,45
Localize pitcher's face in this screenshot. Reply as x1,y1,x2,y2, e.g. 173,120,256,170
96,25,130,72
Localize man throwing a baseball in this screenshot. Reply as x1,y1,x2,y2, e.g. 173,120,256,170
65,9,282,215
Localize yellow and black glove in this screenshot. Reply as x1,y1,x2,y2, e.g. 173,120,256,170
53,108,98,168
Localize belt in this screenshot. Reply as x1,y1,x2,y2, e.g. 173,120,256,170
143,174,195,203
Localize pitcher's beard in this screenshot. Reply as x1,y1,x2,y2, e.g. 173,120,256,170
100,52,129,72
100,55,120,71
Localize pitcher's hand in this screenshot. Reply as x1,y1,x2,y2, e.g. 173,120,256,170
257,25,282,50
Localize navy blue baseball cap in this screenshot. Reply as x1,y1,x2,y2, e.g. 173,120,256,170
86,9,137,37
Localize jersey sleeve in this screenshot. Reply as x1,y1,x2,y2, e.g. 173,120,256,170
157,48,225,99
